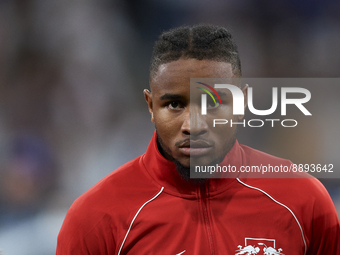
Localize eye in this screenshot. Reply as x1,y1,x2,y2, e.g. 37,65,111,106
168,101,183,110
207,98,220,109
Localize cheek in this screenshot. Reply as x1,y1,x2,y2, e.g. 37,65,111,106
154,110,183,139
204,105,234,129
206,104,234,119
206,111,238,140
219,104,234,118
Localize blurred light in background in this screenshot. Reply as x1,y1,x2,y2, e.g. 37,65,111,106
0,0,339,254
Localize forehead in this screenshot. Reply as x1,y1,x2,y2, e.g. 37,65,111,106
150,59,234,92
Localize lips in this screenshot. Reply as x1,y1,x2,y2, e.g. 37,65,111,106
178,140,213,157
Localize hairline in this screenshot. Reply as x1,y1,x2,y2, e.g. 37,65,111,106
149,58,241,89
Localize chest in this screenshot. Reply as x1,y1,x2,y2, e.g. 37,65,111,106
116,193,306,255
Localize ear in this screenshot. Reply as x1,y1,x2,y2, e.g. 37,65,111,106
143,89,155,123
238,84,248,121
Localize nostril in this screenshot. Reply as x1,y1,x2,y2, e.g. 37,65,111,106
198,130,207,136
182,130,190,135
195,130,207,136
188,129,207,137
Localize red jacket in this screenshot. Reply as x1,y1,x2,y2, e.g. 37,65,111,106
57,132,339,255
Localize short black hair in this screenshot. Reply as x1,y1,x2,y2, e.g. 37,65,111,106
150,24,241,80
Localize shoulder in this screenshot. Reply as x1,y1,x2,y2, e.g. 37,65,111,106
57,155,162,253
67,154,161,221
239,143,292,166
237,177,339,253
239,177,331,205
237,144,332,203
238,177,339,245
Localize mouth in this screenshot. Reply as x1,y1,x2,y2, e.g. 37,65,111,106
178,140,213,157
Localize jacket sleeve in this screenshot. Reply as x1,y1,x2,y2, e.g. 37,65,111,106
56,203,116,255
306,180,340,255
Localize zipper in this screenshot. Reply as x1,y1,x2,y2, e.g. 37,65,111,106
199,183,215,255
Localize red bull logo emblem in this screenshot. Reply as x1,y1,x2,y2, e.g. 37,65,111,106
235,245,260,254
235,238,284,255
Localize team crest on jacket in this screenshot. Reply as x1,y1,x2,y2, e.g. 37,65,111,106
235,238,284,255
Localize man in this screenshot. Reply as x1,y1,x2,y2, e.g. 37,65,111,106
56,24,339,254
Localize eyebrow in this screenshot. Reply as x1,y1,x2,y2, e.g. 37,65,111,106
159,94,183,100
159,91,228,101
215,90,227,97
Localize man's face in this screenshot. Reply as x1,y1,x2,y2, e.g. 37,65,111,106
144,58,247,169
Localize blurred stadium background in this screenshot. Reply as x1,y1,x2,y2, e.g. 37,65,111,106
0,0,339,254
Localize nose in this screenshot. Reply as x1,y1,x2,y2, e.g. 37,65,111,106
181,105,208,137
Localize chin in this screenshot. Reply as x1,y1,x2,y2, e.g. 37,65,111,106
176,158,190,168
190,155,218,166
